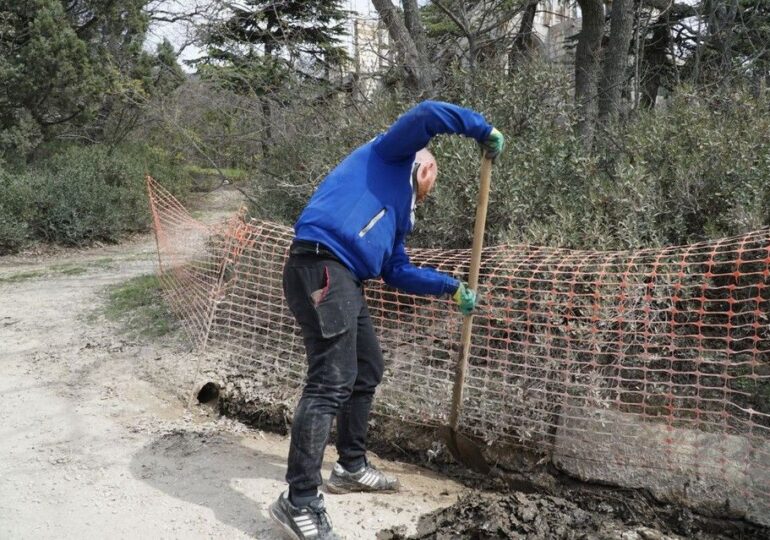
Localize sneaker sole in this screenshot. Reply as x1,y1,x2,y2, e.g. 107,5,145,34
325,481,400,495
268,501,301,540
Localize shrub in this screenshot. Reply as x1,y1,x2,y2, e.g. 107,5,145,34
0,143,190,254
607,89,770,246
234,66,770,251
0,168,34,253
423,74,770,250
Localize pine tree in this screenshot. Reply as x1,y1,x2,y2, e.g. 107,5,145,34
202,0,350,86
0,0,165,160
0,0,103,161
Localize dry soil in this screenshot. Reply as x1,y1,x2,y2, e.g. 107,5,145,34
0,189,464,539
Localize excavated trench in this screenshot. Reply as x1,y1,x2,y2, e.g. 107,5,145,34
217,388,769,540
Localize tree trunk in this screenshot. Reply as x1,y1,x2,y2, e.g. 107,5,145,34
598,0,635,124
574,0,605,146
403,0,428,65
403,0,433,92
261,41,274,157
639,3,697,108
640,20,668,109
509,0,539,71
371,0,431,95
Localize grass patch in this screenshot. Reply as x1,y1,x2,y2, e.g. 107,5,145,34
66,257,119,271
1,255,125,290
184,165,248,182
185,165,249,192
0,270,45,284
0,263,92,285
49,263,88,276
91,257,116,268
105,274,178,338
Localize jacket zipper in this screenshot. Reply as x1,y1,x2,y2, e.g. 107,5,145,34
358,208,386,237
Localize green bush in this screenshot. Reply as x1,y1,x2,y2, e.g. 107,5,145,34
0,143,190,254
423,74,770,250
0,168,34,253
247,67,770,251
608,89,770,246
418,64,591,249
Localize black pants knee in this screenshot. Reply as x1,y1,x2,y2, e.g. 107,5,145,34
282,251,384,494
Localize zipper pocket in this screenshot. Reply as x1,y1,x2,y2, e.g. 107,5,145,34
358,208,386,237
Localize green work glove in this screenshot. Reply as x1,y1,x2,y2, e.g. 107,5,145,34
452,282,477,315
479,127,505,160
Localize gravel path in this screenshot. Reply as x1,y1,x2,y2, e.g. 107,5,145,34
0,189,463,539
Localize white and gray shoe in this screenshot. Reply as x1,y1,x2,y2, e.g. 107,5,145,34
269,491,339,540
326,461,400,494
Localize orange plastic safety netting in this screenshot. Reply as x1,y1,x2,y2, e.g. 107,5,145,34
147,175,770,522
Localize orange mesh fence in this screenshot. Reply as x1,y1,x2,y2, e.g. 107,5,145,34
147,176,770,522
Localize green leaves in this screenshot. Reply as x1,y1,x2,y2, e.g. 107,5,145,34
0,143,190,254
409,69,770,251
0,0,179,161
198,0,350,90
2,3,100,112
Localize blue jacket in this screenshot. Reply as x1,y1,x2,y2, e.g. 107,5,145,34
294,100,493,296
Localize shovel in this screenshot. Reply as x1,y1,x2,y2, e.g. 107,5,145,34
439,156,493,474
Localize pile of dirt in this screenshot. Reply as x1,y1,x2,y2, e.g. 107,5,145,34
377,491,752,540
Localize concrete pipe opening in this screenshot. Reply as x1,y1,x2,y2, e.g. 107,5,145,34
196,382,220,404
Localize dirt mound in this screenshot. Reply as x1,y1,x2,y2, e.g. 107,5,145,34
377,491,756,540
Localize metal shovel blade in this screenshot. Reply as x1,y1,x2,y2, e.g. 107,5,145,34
439,425,491,474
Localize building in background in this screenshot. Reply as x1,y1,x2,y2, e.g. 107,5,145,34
535,0,580,65
147,1,579,91
350,15,390,98
344,1,579,98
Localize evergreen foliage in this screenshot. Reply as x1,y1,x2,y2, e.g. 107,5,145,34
240,66,770,251
0,0,182,162
0,0,104,162
0,143,189,253
199,0,350,91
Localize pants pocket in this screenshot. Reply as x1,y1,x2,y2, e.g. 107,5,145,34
310,264,349,340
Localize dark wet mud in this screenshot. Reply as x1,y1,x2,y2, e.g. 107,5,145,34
377,490,765,540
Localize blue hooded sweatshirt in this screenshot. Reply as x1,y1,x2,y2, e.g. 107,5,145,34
294,100,493,296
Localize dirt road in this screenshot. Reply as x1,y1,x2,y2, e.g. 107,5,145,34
0,190,463,539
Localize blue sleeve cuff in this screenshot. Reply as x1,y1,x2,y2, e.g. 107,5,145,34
478,125,493,143
445,276,460,296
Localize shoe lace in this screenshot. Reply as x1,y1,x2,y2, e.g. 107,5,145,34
308,500,332,531
361,459,382,475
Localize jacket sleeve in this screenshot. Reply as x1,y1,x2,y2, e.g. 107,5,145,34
373,100,493,162
381,236,459,297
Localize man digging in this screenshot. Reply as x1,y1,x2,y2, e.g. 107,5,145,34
270,100,504,540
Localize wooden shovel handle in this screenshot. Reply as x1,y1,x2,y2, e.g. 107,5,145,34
449,157,493,430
